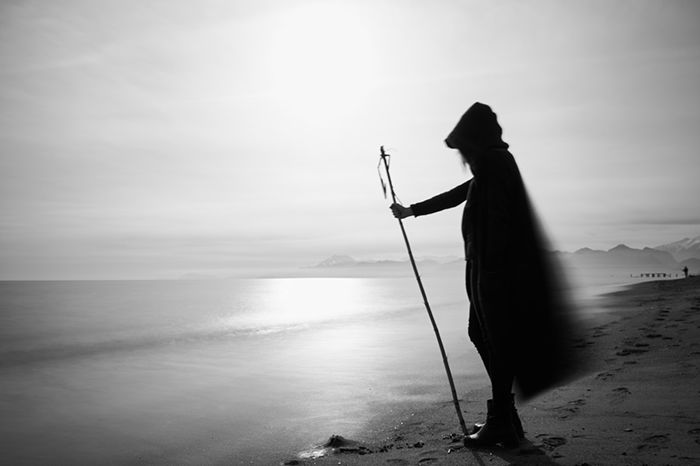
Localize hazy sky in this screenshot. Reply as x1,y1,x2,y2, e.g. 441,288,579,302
1,0,699,279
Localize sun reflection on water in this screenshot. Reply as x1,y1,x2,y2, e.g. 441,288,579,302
221,277,377,333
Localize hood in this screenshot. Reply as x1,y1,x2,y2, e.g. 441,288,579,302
445,102,509,150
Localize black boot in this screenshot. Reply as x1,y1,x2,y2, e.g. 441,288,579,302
471,395,524,440
463,399,519,449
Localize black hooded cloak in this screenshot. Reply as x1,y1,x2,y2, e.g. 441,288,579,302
411,104,584,401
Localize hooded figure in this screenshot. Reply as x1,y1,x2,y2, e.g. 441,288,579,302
391,102,584,448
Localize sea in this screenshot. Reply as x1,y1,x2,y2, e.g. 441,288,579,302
0,269,648,465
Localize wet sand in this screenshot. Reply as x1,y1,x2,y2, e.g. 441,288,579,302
282,276,700,465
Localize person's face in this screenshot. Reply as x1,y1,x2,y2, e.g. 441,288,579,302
458,141,478,168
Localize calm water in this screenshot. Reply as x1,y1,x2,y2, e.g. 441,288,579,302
1,268,653,465
1,275,490,465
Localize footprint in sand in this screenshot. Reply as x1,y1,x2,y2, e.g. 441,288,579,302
616,348,648,356
688,428,700,445
596,371,615,381
417,458,439,464
572,338,590,348
609,387,631,404
536,435,567,451
385,459,410,465
636,434,670,451
518,443,546,456
553,403,580,419
556,398,586,418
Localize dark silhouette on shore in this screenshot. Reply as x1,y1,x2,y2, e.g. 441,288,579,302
683,265,689,278
391,102,584,448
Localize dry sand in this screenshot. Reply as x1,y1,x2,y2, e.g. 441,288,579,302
281,276,700,465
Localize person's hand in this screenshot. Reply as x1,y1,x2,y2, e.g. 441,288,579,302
390,203,413,219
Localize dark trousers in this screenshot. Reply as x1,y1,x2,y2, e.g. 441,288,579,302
466,261,514,404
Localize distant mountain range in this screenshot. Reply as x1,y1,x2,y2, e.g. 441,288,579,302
558,244,686,272
559,236,700,273
654,237,700,262
311,236,700,276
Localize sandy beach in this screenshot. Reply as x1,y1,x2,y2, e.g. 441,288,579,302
282,276,700,466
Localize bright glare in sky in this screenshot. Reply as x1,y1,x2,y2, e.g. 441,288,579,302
1,0,699,279
260,3,379,123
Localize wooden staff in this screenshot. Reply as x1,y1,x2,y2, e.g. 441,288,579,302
378,145,468,438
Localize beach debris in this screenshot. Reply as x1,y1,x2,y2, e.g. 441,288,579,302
297,448,326,460
442,432,463,443
297,434,374,458
324,434,351,448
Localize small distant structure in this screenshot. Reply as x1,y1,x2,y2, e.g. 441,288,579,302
632,272,676,278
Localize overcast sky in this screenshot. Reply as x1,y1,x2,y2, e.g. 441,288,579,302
1,0,699,279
